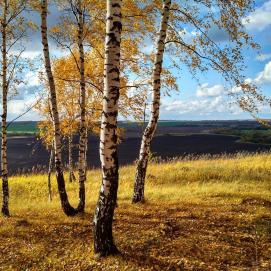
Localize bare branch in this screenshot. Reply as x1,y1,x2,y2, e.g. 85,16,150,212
6,95,43,129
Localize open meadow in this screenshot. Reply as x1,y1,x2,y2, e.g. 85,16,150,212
1,153,271,270
2,0,271,270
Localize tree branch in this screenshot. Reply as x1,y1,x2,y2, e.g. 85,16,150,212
6,95,43,129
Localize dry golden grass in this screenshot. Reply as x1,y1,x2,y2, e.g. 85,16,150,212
0,153,271,270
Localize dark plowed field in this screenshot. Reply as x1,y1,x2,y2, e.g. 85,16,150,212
6,133,271,174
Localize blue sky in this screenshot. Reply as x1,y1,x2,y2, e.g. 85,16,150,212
7,0,271,121
160,0,271,120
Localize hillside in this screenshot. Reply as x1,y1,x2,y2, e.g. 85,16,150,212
5,120,268,137
0,153,271,270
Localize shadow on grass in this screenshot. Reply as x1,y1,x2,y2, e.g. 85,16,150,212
1,202,271,270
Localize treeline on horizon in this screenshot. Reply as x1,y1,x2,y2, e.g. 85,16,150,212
0,0,269,257
5,119,271,135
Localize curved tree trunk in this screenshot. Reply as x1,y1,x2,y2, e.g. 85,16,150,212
41,0,79,216
1,0,9,216
76,0,87,213
132,0,171,204
93,0,122,257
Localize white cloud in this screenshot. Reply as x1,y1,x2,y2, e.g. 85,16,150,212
163,96,229,115
24,71,41,87
161,57,271,119
9,100,29,115
196,83,224,97
256,53,271,62
242,0,271,31
13,70,42,101
255,60,271,84
21,51,41,60
178,28,198,43
229,61,271,88
7,97,40,121
229,78,253,94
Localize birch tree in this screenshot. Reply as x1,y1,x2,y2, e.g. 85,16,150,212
76,0,87,211
93,0,122,257
133,0,171,203
132,0,259,203
1,0,9,217
40,0,83,216
0,0,27,216
51,0,89,212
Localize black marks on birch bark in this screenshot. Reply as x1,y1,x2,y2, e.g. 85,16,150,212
1,0,10,217
93,0,122,257
40,0,84,216
132,0,171,204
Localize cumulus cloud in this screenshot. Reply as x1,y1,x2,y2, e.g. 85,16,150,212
229,78,254,94
242,0,271,31
161,67,271,117
229,61,271,88
255,61,271,84
9,100,30,115
163,96,230,115
176,60,271,119
12,70,42,101
24,71,41,87
8,97,40,121
196,83,224,97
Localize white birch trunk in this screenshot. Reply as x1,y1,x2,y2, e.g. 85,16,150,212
93,0,122,257
41,0,78,216
48,145,54,202
68,135,75,183
77,0,87,212
84,129,88,172
1,0,9,216
132,0,171,203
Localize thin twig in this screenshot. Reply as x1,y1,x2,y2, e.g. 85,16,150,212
6,95,43,129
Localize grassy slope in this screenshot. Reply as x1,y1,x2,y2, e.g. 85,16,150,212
0,154,271,270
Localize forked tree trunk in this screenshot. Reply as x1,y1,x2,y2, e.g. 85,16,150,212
76,0,87,212
48,145,54,202
93,0,122,257
68,135,76,183
41,0,79,216
1,0,9,216
132,0,171,203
